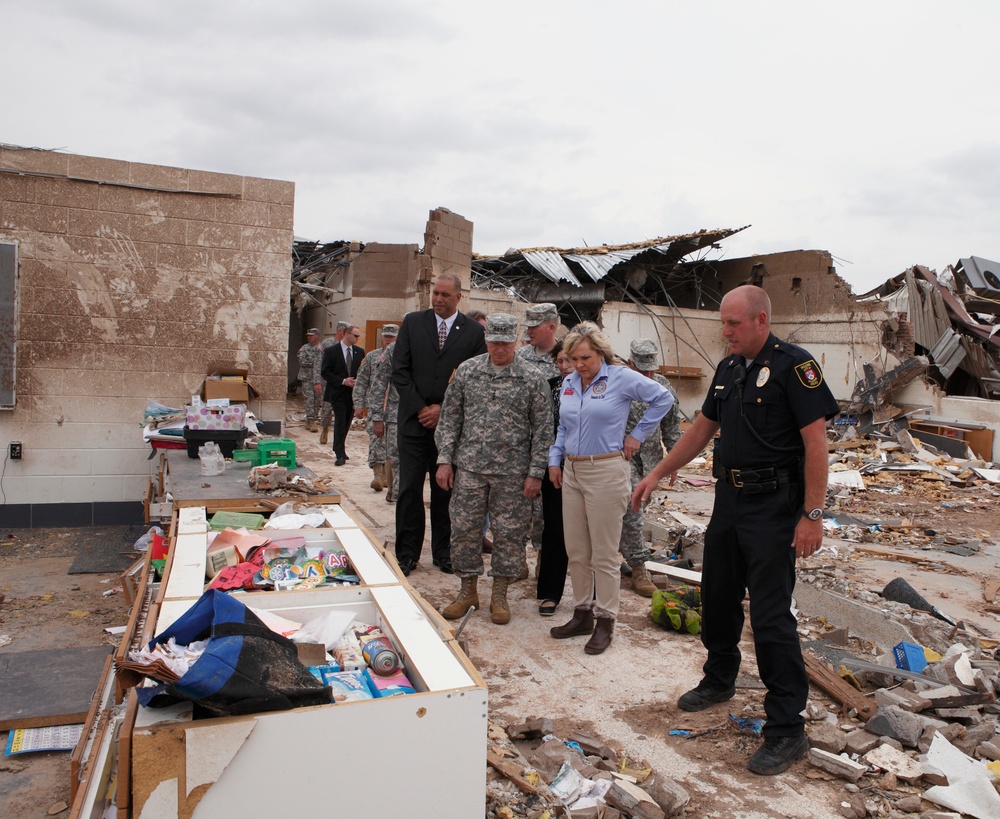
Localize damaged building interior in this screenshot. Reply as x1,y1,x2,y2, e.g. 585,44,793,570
3,145,1000,818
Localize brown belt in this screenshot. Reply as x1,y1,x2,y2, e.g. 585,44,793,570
565,451,623,463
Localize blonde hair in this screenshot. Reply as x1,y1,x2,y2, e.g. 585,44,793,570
563,321,616,364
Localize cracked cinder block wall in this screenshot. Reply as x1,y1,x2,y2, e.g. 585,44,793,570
0,146,293,525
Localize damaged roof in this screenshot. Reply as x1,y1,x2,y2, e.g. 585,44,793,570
473,226,750,288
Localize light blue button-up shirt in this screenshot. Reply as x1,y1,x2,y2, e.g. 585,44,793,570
549,362,674,466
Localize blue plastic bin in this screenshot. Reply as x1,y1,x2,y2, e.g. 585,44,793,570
893,641,927,673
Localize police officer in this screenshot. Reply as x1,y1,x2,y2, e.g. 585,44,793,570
620,338,681,597
633,285,838,776
296,329,323,431
434,314,553,625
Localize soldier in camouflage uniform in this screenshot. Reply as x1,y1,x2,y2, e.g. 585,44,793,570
435,314,553,625
297,329,323,432
516,303,562,576
620,338,682,596
314,320,350,444
354,324,399,492
369,326,401,503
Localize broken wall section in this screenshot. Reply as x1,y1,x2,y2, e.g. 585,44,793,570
0,146,294,524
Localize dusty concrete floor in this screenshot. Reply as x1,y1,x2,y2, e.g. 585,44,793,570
2,398,999,818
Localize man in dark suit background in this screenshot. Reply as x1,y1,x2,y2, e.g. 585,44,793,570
321,323,365,466
392,274,487,576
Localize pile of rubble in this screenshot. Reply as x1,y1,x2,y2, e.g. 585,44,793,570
486,719,689,819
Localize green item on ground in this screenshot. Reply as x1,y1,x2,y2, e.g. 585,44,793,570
651,585,703,634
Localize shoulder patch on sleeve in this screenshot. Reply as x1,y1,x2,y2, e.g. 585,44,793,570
794,360,823,388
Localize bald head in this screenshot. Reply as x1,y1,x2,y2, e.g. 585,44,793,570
719,285,771,359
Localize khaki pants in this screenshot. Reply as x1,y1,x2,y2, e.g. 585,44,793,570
561,456,631,618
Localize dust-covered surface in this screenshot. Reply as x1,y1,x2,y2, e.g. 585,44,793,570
3,398,1000,818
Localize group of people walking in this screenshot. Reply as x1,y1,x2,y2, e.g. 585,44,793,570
299,276,839,776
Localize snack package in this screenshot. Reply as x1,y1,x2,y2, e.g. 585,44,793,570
306,663,342,684
363,668,415,698
327,671,373,703
333,630,365,672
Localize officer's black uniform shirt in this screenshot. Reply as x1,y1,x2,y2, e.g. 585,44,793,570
702,333,839,470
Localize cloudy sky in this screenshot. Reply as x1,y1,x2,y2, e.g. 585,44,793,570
5,1,1000,293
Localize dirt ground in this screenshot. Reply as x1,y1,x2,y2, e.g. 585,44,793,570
2,398,999,818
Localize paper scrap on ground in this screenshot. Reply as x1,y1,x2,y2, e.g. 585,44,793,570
6,724,84,755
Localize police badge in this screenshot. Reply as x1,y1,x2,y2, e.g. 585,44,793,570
794,360,822,388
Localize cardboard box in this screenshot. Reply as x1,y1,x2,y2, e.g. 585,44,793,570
200,365,259,404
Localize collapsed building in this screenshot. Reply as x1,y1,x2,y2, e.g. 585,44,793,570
293,218,1000,460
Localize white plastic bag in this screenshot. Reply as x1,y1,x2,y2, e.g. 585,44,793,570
133,525,164,552
198,442,226,476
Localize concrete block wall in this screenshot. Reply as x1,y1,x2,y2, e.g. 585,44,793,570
0,146,294,525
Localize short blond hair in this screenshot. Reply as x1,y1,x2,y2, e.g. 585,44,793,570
563,321,616,364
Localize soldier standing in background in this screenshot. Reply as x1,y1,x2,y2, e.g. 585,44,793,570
296,328,323,432
354,325,399,493
369,324,401,503
620,338,681,596
435,314,553,625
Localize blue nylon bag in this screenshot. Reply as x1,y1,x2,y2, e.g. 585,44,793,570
136,589,330,717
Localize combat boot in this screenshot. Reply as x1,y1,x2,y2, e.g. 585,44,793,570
370,464,384,492
442,576,479,620
631,564,656,597
383,460,394,501
306,419,317,432
319,426,329,445
490,577,512,625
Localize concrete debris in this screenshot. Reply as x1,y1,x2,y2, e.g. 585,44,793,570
490,720,688,818
807,748,867,782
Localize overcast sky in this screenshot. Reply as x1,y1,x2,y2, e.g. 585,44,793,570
5,1,999,293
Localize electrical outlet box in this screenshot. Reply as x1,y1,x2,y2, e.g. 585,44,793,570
9,441,22,460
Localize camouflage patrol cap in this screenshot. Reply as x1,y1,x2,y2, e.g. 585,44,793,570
307,328,321,336
522,303,558,327
381,324,399,336
629,338,660,371
484,313,518,343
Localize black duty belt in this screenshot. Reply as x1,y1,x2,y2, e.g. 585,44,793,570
719,465,798,494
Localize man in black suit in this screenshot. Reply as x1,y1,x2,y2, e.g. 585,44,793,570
392,274,487,576
321,324,365,466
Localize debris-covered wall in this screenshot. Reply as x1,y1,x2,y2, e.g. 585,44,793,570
711,250,899,403
0,146,293,524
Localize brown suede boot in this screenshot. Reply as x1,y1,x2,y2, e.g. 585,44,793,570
442,576,479,620
490,577,512,625
550,607,594,639
585,617,614,654
631,565,656,598
370,464,384,492
319,426,329,445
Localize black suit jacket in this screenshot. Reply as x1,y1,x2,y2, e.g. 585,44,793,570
391,309,487,433
321,343,365,404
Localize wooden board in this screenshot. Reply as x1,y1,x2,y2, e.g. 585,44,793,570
0,645,114,730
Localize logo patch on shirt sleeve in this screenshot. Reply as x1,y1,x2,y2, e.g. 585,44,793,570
795,360,823,388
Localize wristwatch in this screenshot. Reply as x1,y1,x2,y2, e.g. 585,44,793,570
804,507,823,521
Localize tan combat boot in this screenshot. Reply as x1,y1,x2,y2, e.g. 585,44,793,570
383,460,394,502
490,577,512,625
370,464,384,492
319,426,329,445
306,419,317,432
442,576,479,620
631,564,656,598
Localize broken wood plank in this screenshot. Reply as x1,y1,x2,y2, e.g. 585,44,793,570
803,653,876,720
852,545,953,569
644,561,701,586
486,749,550,799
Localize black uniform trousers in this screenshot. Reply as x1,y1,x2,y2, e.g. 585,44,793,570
535,469,567,604
701,478,807,739
331,393,353,461
395,424,452,565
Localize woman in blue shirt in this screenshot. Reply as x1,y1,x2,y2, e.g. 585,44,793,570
548,322,673,654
